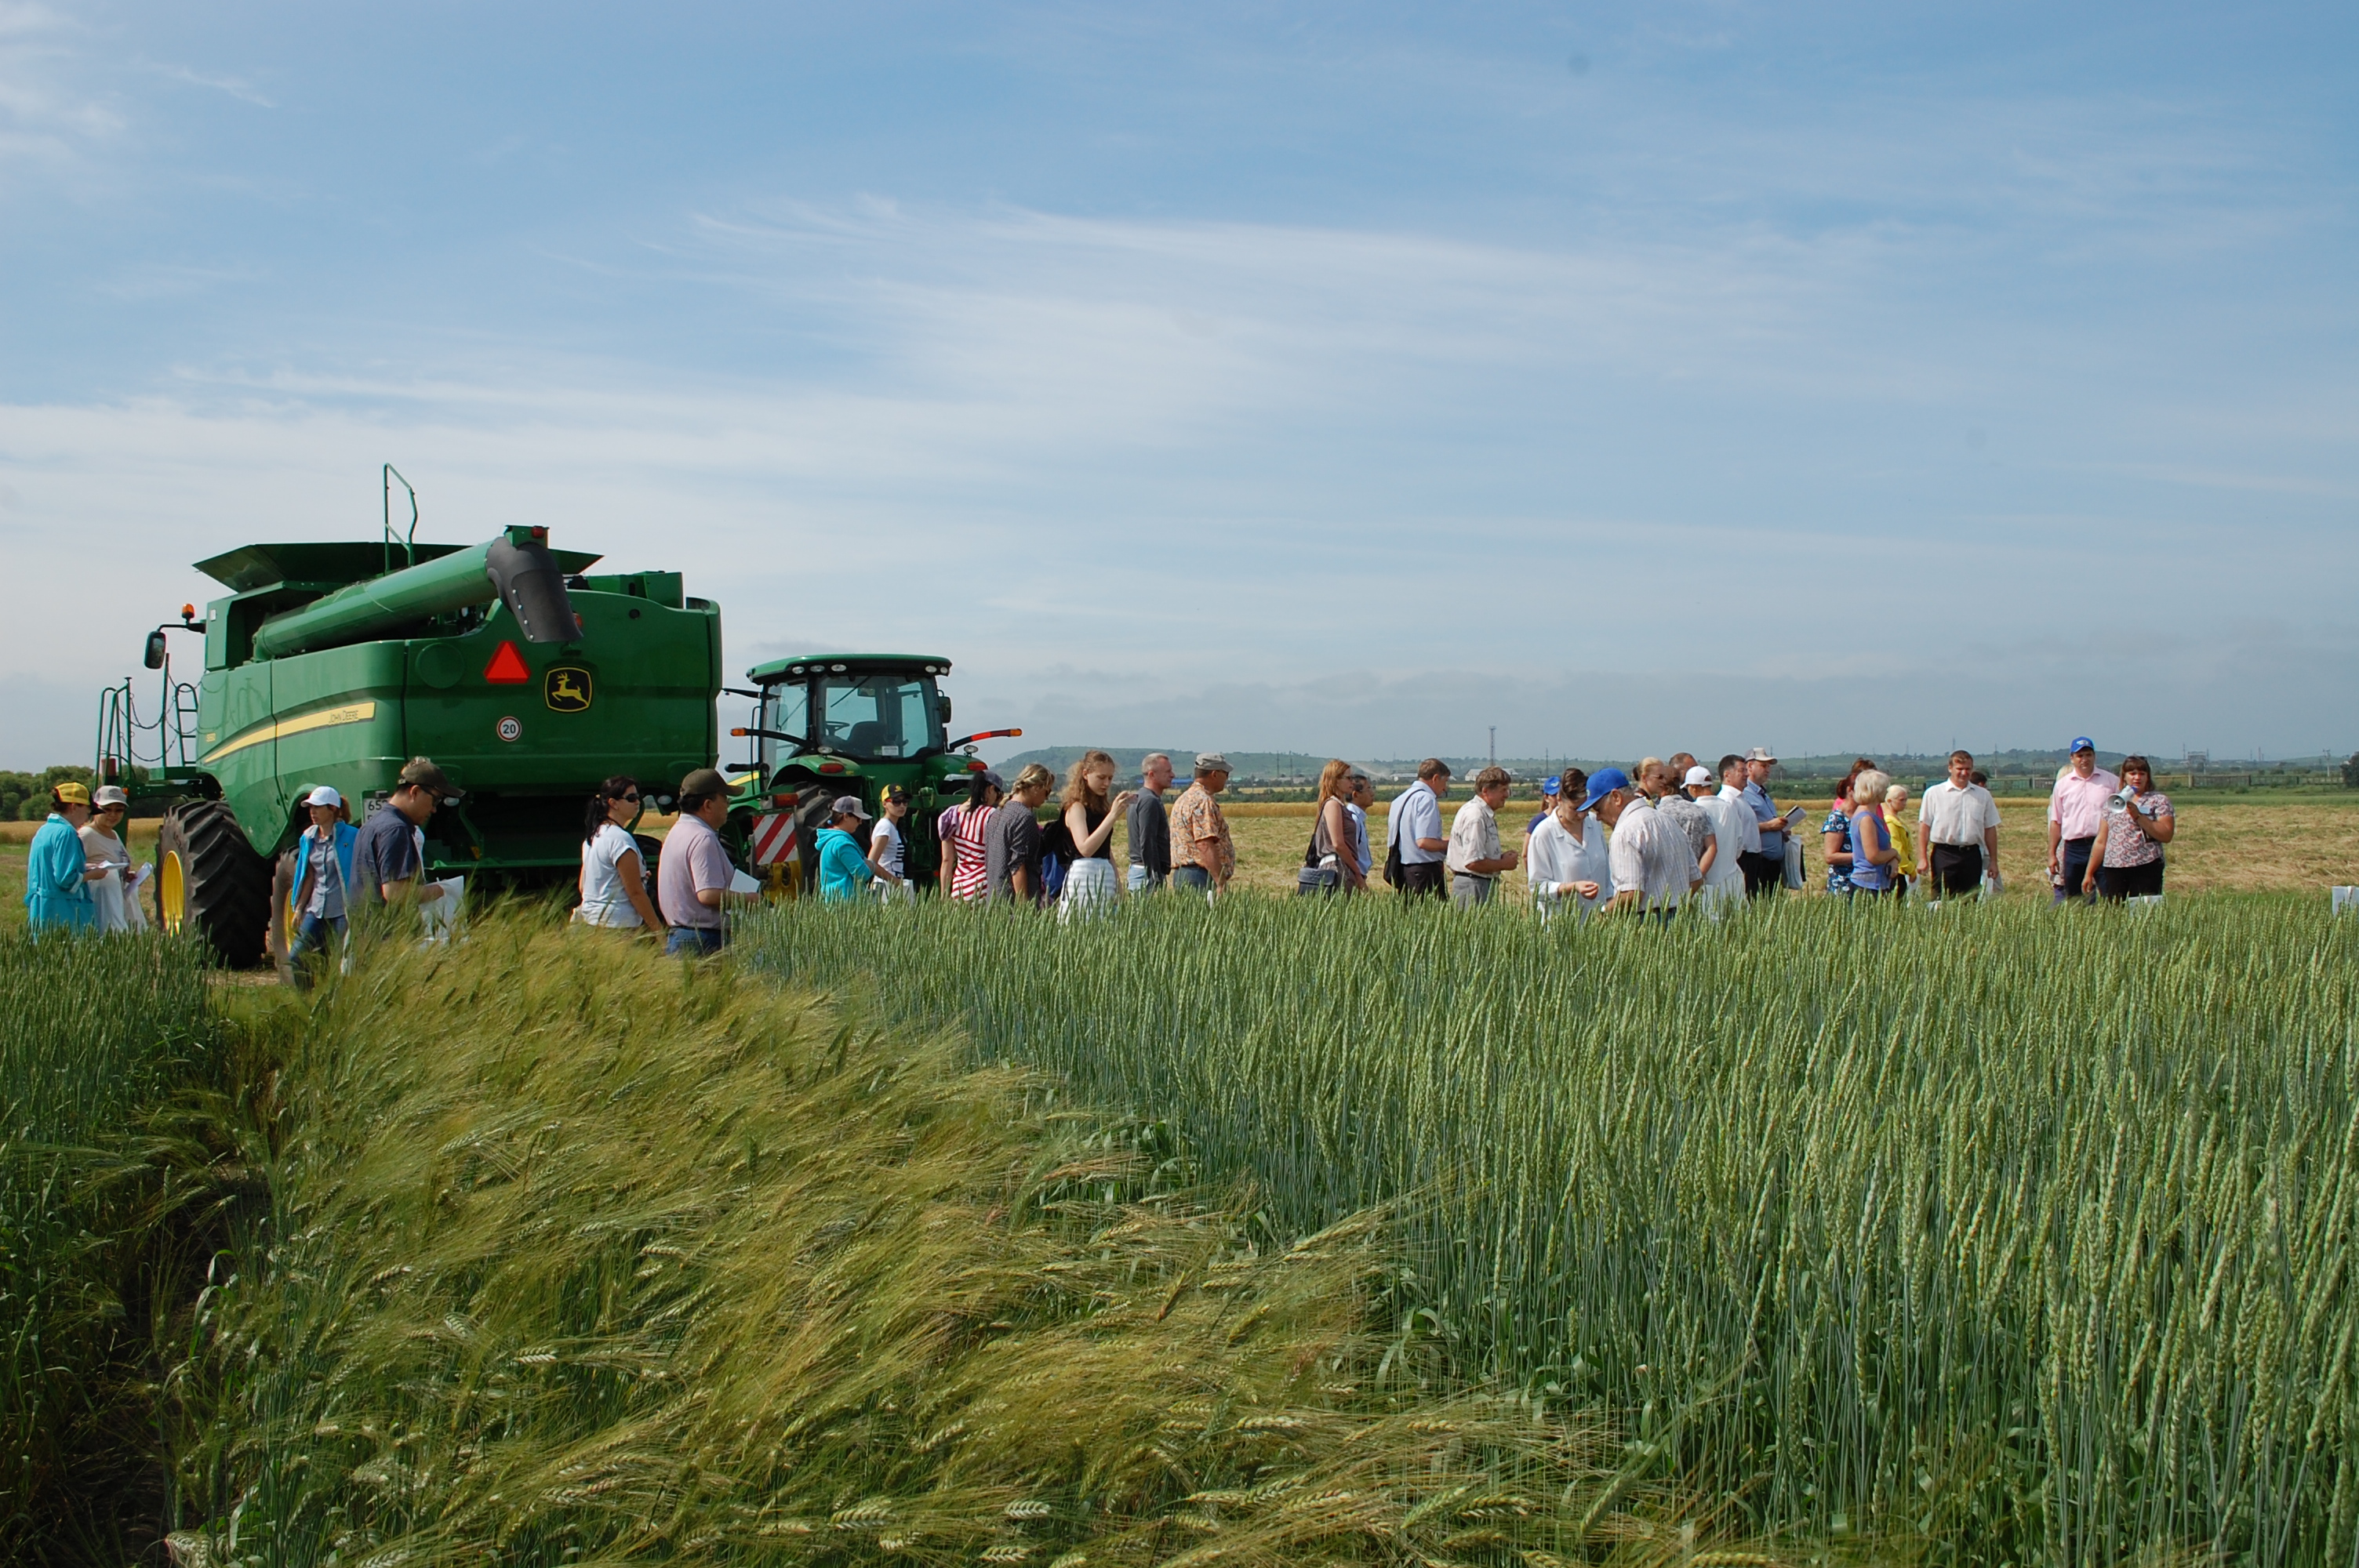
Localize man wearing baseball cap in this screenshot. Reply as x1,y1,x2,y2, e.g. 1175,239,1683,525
1737,747,1793,898
1165,753,1234,899
659,767,753,954
814,794,878,902
352,757,463,920
286,785,359,982
1584,767,1700,919
2047,738,2120,906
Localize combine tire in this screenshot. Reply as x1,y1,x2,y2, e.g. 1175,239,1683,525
156,800,272,967
267,850,299,985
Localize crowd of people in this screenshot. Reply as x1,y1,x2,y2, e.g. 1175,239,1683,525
20,739,2182,953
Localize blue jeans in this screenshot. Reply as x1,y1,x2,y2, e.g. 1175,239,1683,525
292,911,347,956
666,925,727,957
1171,866,1214,900
2055,837,2097,905
1125,864,1163,894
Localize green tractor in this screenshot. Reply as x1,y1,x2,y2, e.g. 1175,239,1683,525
99,524,722,965
723,655,1020,893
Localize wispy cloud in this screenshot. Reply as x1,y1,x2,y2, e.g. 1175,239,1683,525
145,61,273,108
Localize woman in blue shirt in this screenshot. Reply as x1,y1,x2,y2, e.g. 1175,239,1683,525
814,796,878,902
286,786,360,978
26,782,106,935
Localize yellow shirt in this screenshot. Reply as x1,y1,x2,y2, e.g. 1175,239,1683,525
1888,804,1918,877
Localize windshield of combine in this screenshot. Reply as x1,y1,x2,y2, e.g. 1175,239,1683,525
762,672,944,764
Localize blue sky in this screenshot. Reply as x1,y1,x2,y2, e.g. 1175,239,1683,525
2,2,2354,769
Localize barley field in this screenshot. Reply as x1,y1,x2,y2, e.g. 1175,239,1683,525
745,892,2359,1562
162,924,1711,1567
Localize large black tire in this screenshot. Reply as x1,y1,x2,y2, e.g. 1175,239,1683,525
155,800,273,967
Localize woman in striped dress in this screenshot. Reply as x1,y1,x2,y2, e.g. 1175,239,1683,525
937,771,1004,902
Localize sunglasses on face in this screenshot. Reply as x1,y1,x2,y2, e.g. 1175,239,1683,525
616,793,641,804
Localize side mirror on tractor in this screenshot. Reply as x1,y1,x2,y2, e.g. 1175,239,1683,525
144,630,169,670
937,694,953,727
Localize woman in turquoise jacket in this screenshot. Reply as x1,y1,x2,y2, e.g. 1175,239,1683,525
26,782,105,935
813,796,878,902
285,786,360,977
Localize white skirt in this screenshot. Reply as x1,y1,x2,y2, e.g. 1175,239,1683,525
1060,857,1119,921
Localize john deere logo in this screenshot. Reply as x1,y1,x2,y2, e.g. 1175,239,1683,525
544,667,592,713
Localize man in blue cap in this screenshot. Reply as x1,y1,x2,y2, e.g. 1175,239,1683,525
1583,766,1699,920
2047,738,2119,906
1525,775,1561,840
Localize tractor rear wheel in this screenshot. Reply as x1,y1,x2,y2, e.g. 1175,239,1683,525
156,800,271,967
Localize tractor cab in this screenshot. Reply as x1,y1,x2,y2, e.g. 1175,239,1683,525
731,655,1018,892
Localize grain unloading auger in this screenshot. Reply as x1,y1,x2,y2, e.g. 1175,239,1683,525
97,524,721,965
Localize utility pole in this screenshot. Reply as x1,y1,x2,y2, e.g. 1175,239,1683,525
1488,727,1496,768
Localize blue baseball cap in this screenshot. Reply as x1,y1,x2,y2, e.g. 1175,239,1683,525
1578,767,1630,813
2069,736,2095,753
1541,775,1561,796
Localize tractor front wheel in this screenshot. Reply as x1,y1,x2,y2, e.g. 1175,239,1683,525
156,800,272,967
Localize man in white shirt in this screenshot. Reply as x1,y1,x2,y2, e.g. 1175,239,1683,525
2047,737,2121,906
1685,764,1748,911
1445,765,1520,906
1715,754,1763,863
1583,767,1699,918
1918,749,2003,898
1383,758,1452,900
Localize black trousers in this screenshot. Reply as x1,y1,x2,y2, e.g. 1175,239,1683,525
1739,849,1782,898
1397,860,1447,898
1928,842,1984,896
2097,861,2164,901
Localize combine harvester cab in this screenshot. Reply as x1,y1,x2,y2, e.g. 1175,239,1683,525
728,655,1018,894
100,526,720,965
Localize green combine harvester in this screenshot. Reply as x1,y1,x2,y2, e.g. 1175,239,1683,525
100,524,721,965
724,655,1021,891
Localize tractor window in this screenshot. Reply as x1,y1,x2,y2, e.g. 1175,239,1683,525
759,682,811,774
814,674,943,760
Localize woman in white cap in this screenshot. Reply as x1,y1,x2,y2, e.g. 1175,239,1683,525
81,785,148,933
287,784,360,974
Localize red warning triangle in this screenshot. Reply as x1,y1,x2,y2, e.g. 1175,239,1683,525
483,641,531,684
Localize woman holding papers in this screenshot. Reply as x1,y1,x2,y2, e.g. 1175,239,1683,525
80,785,148,933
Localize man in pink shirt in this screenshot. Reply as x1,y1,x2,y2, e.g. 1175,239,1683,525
2047,737,2121,906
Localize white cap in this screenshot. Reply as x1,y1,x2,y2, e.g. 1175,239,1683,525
304,785,344,808
1683,765,1713,788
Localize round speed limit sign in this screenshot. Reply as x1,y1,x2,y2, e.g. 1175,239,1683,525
496,715,522,742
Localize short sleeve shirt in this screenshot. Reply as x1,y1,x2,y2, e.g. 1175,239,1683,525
1656,793,1712,862
1920,781,2001,846
986,803,1043,901
1445,796,1501,876
1743,781,1786,854
1606,799,1696,908
1393,782,1445,863
352,804,423,906
2049,769,2122,840
656,814,733,930
2102,793,2172,867
1166,784,1234,880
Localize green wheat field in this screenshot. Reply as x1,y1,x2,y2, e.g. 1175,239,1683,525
6,892,2357,1565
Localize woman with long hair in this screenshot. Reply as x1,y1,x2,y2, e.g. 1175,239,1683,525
1297,758,1365,895
1058,750,1135,918
576,775,664,931
938,771,1004,902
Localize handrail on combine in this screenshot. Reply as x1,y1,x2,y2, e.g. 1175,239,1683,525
95,608,205,789
383,463,419,575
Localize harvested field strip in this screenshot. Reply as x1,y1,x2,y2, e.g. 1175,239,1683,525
746,894,2359,1560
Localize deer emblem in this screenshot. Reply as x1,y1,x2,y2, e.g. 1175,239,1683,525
544,668,592,712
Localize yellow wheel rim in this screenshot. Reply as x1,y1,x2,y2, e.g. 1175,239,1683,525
159,850,187,933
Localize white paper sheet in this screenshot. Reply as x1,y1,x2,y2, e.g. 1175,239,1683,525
728,869,761,897
2335,887,2359,914
420,876,466,942
128,862,154,891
